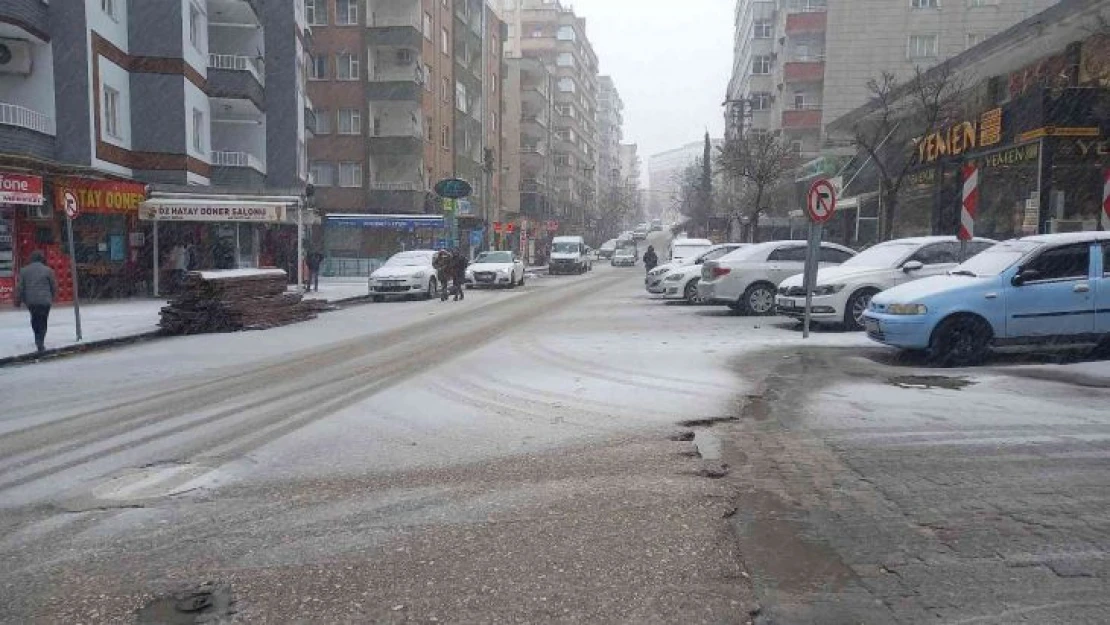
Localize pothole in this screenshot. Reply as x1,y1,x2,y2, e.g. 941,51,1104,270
888,375,974,390
136,581,237,624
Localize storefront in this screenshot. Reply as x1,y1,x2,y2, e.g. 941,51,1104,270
323,214,446,275
139,196,303,294
0,171,46,305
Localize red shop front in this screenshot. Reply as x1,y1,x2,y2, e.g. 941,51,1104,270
1,171,46,306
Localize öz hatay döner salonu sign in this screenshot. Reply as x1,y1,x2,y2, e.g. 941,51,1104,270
139,202,286,223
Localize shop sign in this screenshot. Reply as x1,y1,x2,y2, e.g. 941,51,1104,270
914,108,1004,165
1008,52,1071,100
55,179,146,214
328,216,446,230
978,143,1040,169
1051,137,1110,161
140,203,286,222
0,172,44,206
907,168,937,187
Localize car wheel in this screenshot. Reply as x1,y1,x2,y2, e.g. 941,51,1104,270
843,288,879,330
928,315,992,367
508,275,517,289
518,272,526,286
742,283,776,316
425,278,437,300
684,279,703,304
1089,336,1110,359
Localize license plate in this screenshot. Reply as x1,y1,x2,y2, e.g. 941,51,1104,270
384,280,403,285
864,318,881,334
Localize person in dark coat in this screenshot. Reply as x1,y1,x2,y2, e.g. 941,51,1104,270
451,249,468,301
15,250,58,353
305,250,324,292
643,245,659,273
433,249,452,301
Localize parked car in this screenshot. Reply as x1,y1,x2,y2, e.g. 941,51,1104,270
369,250,441,301
669,238,713,263
698,240,856,315
633,224,649,241
776,236,997,330
646,243,746,295
599,239,618,259
863,232,1110,366
612,244,638,267
466,250,526,288
549,235,592,274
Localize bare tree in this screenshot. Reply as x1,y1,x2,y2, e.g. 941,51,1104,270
716,132,795,243
850,65,964,240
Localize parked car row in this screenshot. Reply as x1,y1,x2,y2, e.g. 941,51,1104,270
645,232,1110,366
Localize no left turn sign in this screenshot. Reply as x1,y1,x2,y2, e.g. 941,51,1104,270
806,178,837,224
63,190,81,220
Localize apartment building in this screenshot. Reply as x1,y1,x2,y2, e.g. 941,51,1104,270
501,55,555,221
598,75,623,197
1,0,312,302
496,0,600,236
726,0,1058,156
646,139,722,220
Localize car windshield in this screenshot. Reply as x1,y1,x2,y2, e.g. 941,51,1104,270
384,252,432,267
601,240,617,250
950,240,1040,276
553,242,579,253
841,242,919,268
475,252,513,264
673,245,711,258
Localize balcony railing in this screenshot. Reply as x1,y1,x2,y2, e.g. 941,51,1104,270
368,181,424,191
521,114,549,127
369,67,423,83
209,53,265,86
371,126,422,138
368,14,422,29
783,61,826,83
212,150,266,172
781,109,822,130
0,102,55,135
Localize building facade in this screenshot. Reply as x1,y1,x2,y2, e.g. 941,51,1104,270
646,139,722,221
1,0,312,303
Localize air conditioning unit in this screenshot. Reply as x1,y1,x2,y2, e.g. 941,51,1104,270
396,49,413,64
25,203,52,220
0,39,33,75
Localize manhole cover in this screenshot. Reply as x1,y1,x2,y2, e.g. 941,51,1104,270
888,375,974,390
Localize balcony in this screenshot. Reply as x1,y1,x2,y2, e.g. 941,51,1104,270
785,10,826,35
782,108,822,130
520,143,548,156
212,150,266,172
0,0,49,41
207,0,261,27
522,113,549,128
783,61,825,84
210,150,266,186
305,106,317,136
208,54,266,110
367,13,422,47
369,128,423,155
0,102,55,160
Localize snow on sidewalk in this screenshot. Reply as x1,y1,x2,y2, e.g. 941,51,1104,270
0,299,165,360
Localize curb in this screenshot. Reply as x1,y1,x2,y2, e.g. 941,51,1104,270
0,330,164,368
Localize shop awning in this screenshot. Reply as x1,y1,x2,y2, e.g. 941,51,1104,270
326,214,445,230
139,198,291,223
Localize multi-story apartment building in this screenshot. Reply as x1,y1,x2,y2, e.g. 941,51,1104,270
618,142,643,225
496,0,599,236
598,76,623,196
647,139,722,220
307,0,503,258
501,55,555,222
1,0,312,303
726,0,1058,156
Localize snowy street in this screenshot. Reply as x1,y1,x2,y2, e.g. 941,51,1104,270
1,265,1109,622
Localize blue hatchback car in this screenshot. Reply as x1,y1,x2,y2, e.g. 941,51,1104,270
863,232,1110,366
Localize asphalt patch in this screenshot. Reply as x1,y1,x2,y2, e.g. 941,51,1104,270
888,374,974,390
136,581,237,624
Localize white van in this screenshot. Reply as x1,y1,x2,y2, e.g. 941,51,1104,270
549,235,592,275
669,238,713,263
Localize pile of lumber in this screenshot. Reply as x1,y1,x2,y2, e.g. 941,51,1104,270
160,269,317,334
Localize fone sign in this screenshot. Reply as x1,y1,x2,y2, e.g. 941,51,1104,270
0,172,44,206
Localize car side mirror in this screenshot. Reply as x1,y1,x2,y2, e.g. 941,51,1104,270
902,260,924,273
1012,268,1040,286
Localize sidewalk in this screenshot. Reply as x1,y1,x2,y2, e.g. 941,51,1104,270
0,277,371,363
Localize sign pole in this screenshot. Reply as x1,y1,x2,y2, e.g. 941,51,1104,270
297,201,304,293
65,215,82,342
802,222,822,339
1101,167,1110,232
153,220,160,297
802,178,838,340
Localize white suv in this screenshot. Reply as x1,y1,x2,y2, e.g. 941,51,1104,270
698,241,856,315
776,236,996,330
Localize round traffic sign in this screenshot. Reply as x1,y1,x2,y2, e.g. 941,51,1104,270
806,178,837,224
63,190,81,220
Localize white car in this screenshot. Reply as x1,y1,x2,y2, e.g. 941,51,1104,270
466,250,526,288
646,243,746,295
776,236,997,330
698,240,857,315
369,250,441,301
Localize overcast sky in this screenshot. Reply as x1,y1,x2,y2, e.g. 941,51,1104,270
567,0,733,161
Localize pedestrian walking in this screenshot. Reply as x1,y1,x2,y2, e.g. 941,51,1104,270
305,250,324,292
433,249,452,302
643,245,659,273
14,250,57,354
451,249,468,301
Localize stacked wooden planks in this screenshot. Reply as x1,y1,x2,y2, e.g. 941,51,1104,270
160,269,317,334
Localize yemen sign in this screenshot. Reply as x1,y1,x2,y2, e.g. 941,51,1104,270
140,202,286,223
434,178,473,199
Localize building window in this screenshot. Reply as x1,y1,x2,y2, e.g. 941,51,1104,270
750,92,772,110
966,32,987,49
192,108,204,152
101,0,117,20
754,20,773,38
907,34,939,58
441,124,450,149
338,108,361,134
336,0,358,25
339,162,363,187
305,0,326,25
441,27,449,54
557,77,575,92
490,111,497,132
911,0,940,7
311,162,335,187
557,25,575,41
456,81,467,113
491,74,497,93
441,77,450,102
103,86,121,139
189,3,203,51
313,109,331,134
426,117,434,141
423,11,433,39
336,53,359,80
752,55,772,74
424,64,433,91
309,54,328,79
557,52,574,67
